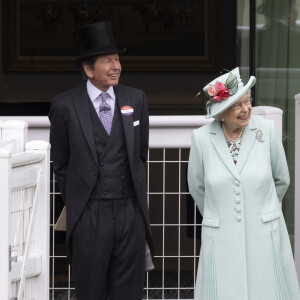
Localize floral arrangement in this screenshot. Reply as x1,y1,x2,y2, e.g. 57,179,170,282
207,82,230,103
203,71,239,113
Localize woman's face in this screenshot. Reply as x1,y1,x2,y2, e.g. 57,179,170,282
220,92,252,130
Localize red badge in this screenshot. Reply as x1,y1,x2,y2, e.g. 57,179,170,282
121,106,134,116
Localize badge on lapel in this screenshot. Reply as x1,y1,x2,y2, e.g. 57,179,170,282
121,106,134,116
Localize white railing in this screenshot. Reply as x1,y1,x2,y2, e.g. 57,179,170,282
0,106,283,146
295,94,300,282
0,120,50,300
0,107,284,299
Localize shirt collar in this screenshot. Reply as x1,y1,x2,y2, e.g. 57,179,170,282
86,80,116,102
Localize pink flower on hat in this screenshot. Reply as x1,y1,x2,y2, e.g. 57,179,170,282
215,82,226,91
213,96,222,103
208,85,218,97
218,88,230,99
200,70,240,116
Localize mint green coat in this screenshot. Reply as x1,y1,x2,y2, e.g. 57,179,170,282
188,116,300,300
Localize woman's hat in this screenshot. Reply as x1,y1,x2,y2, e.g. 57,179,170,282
74,21,126,67
203,67,256,118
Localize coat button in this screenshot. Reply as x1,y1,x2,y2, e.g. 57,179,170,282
121,175,125,180
234,198,240,204
236,215,242,222
234,188,240,195
234,180,240,186
100,162,104,167
235,206,241,213
103,191,107,196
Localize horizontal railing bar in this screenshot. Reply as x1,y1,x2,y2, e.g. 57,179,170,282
12,152,44,168
148,161,189,163
11,165,40,190
51,159,190,162
145,288,194,290
49,192,191,195
11,251,42,282
50,255,200,259
153,255,200,258
148,192,190,194
49,287,194,290
150,224,201,226
49,287,75,290
49,223,200,227
0,116,209,128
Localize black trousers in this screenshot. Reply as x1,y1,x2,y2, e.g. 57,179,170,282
71,197,146,300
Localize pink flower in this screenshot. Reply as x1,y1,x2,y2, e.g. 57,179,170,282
213,96,222,103
215,82,226,91
218,88,230,99
208,85,218,97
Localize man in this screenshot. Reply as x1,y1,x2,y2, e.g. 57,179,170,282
49,21,154,300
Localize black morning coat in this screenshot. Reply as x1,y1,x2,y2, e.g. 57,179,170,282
49,82,154,261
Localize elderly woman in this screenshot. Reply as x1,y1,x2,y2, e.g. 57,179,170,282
188,68,300,300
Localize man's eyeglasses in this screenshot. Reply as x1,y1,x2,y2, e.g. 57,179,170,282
232,97,253,111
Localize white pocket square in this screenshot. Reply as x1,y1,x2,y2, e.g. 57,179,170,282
133,120,140,127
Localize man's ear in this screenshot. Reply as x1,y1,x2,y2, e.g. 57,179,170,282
83,64,93,79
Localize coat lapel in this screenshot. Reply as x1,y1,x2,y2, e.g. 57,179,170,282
114,86,134,165
236,117,257,174
72,83,98,165
210,120,241,181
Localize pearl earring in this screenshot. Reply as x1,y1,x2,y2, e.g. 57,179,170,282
221,119,224,122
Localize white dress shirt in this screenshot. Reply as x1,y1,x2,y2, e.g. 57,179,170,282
87,80,116,117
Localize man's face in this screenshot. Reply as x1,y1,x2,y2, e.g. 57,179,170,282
83,53,121,91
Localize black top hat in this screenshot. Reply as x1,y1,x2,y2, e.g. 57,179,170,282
74,21,126,67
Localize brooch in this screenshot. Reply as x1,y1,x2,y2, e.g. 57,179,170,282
256,130,264,142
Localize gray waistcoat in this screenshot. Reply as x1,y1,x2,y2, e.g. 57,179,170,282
89,99,135,199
